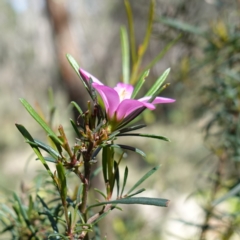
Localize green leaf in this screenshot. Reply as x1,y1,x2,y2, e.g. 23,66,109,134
120,166,128,197
145,68,170,98
118,133,170,142
36,156,56,163
131,70,149,99
71,101,83,115
77,184,83,205
48,233,69,240
124,0,137,64
119,124,146,133
120,26,130,84
110,144,146,158
127,165,160,195
114,161,120,197
102,147,108,183
141,34,182,74
94,188,107,200
13,193,35,234
33,139,61,158
90,166,102,180
16,124,55,182
19,98,62,145
88,197,169,210
212,183,240,206
141,0,155,54
56,162,67,203
70,119,82,139
127,188,146,198
159,17,205,36
37,195,59,233
66,54,81,77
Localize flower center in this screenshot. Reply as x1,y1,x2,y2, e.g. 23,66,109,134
119,88,128,102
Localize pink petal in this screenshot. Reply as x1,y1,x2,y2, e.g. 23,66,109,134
93,84,120,118
79,68,103,85
114,83,134,100
116,99,150,121
139,96,175,104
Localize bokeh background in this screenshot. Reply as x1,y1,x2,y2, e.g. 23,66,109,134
1,0,239,239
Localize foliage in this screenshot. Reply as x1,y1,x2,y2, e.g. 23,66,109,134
160,7,240,240
0,1,177,239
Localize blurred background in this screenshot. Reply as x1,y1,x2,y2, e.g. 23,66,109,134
1,0,240,239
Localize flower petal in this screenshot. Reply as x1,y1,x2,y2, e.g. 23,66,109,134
79,68,103,85
116,99,150,121
93,84,120,118
114,83,134,101
139,96,175,104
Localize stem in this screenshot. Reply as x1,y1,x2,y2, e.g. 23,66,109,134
79,142,93,240
79,204,114,239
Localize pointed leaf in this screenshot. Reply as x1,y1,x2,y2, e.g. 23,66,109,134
114,161,120,197
70,119,82,138
213,183,240,206
124,0,136,64
120,26,130,84
37,195,59,233
33,139,61,158
159,17,205,36
88,197,169,210
19,98,62,145
121,166,128,197
145,68,170,98
56,162,67,203
141,34,182,74
13,193,35,234
16,124,55,182
118,133,170,142
131,70,149,99
94,188,107,200
71,101,83,115
127,188,146,198
110,144,146,158
119,124,146,133
127,165,160,195
66,54,81,77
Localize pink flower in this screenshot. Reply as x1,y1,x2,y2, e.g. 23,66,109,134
79,69,175,131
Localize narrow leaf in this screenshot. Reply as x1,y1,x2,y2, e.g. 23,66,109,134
56,162,67,203
213,183,240,206
145,68,170,98
110,144,146,158
19,98,62,145
71,101,83,115
119,124,146,133
124,0,136,64
16,124,55,182
127,188,146,198
159,17,205,36
118,133,170,142
66,54,81,77
33,139,61,158
70,119,82,138
94,188,107,200
121,166,128,197
88,197,169,210
120,26,130,84
131,70,149,99
127,165,160,195
141,34,182,74
13,193,35,234
141,0,155,54
37,195,59,233
114,161,120,197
